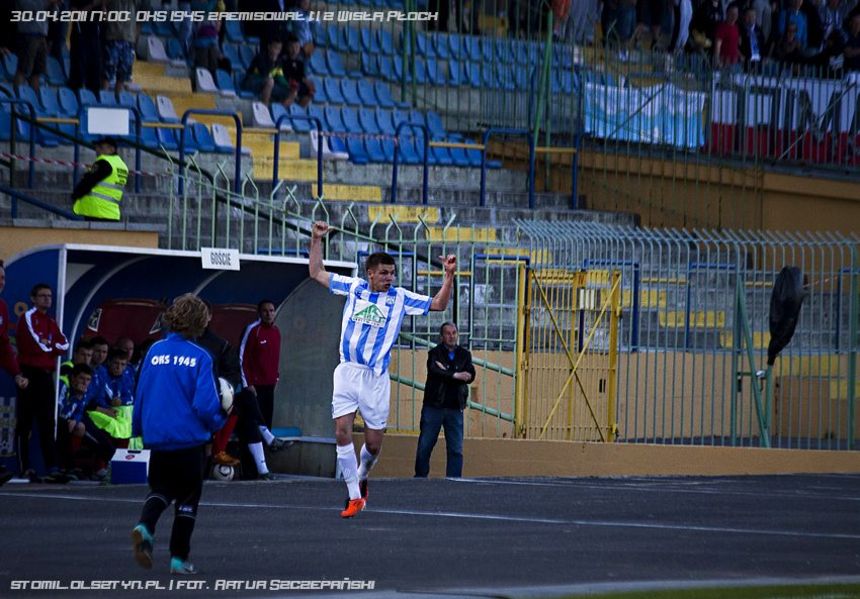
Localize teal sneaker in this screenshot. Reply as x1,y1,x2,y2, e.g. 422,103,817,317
170,557,199,575
131,524,153,570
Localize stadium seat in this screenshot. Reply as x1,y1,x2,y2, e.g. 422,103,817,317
340,107,362,133
449,34,463,59
145,36,169,63
363,137,387,163
434,33,450,59
377,56,395,81
98,90,118,106
308,51,328,75
155,127,178,151
448,61,465,86
375,108,395,135
426,59,443,85
271,103,303,132
16,84,44,113
360,54,380,77
345,135,369,164
358,108,379,133
415,32,434,57
166,38,186,63
378,29,395,55
222,44,241,70
340,79,362,106
216,69,237,97
189,122,216,153
224,20,245,44
325,51,347,78
156,95,180,122
373,81,396,109
356,79,378,107
195,68,219,93
1,53,19,80
46,56,66,86
58,87,79,116
324,105,346,132
309,128,348,161
323,78,345,105
211,123,250,154
78,88,98,107
343,26,361,53
239,46,255,70
360,28,380,53
251,101,276,128
137,93,159,122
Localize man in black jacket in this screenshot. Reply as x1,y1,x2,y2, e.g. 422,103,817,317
414,322,475,478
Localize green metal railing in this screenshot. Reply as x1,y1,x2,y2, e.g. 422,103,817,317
164,170,859,449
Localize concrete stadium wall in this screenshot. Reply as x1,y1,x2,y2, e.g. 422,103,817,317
370,434,860,478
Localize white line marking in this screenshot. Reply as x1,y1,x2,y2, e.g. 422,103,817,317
2,492,858,541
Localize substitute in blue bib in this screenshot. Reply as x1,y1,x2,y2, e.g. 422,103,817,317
309,221,457,519
71,137,128,222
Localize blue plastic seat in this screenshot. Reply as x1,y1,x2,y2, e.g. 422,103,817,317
98,90,118,105
343,26,361,53
2,53,19,80
431,146,454,166
156,128,178,151
393,56,410,82
357,79,377,106
481,38,495,62
361,54,380,77
373,81,396,109
397,135,422,165
378,29,395,55
216,69,236,94
415,32,433,57
434,34,450,59
323,78,345,104
308,51,328,75
238,46,255,70
377,56,395,81
340,107,362,133
324,105,346,132
192,122,220,153
78,88,98,107
324,25,341,49
58,87,79,116
224,20,245,43
375,108,395,135
222,44,241,69
358,109,380,133
325,50,347,78
46,56,66,86
363,137,387,163
425,110,446,139
448,61,465,86
426,59,443,85
449,34,463,59
166,38,185,62
464,36,481,60
345,136,368,164
360,28,380,53
340,78,362,106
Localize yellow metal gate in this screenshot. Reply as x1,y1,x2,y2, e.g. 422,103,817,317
516,268,621,441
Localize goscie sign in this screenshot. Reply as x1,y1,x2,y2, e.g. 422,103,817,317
201,247,240,271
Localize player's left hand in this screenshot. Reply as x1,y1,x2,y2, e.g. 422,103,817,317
439,254,456,276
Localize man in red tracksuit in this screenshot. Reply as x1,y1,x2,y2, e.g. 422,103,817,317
0,262,29,485
239,299,281,429
15,283,69,481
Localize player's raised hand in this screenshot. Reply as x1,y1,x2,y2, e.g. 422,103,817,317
312,221,329,239
440,255,457,277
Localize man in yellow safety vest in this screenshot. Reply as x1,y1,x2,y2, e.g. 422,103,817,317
71,137,128,221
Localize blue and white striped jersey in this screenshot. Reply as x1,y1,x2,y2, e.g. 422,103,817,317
329,273,432,376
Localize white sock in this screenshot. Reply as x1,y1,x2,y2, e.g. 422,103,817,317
356,444,379,481
259,426,275,445
336,443,361,500
249,442,268,475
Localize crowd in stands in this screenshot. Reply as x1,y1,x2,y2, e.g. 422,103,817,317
596,0,860,73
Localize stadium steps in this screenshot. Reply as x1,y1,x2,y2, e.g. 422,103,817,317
134,61,194,94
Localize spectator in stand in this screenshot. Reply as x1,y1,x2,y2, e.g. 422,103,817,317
281,34,315,108
772,21,807,63
0,261,29,487
820,0,850,44
15,283,69,482
603,0,639,46
239,299,281,429
740,6,768,68
242,37,313,107
60,338,94,382
691,0,724,51
670,0,694,53
14,0,60,92
751,0,775,47
191,0,223,79
48,0,69,61
293,0,316,57
803,0,827,50
69,0,104,93
845,13,860,69
714,3,743,66
777,0,809,50
102,0,137,96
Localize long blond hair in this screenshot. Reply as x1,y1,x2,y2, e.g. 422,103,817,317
163,293,208,339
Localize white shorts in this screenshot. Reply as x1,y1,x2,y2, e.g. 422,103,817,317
331,362,391,430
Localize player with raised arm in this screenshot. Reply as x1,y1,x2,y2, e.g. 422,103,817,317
309,221,456,518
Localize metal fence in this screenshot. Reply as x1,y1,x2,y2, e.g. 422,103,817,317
164,172,859,450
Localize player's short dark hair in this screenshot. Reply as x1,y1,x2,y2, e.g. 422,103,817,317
71,364,94,378
90,336,109,348
108,348,128,363
75,339,94,352
440,322,457,336
257,299,275,314
365,252,395,273
30,283,52,297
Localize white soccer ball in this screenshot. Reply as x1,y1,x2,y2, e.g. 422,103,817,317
212,464,235,481
218,377,234,413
